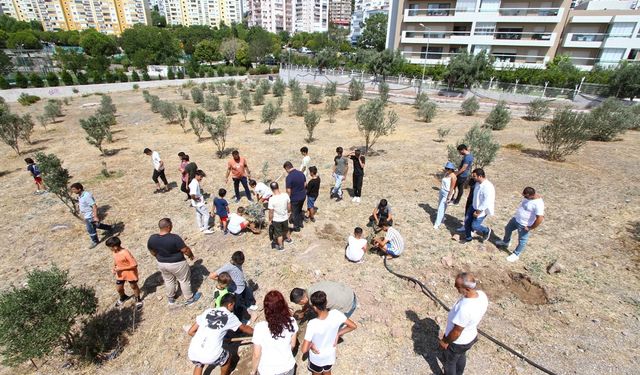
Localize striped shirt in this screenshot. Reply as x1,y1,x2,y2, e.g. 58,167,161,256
385,227,404,255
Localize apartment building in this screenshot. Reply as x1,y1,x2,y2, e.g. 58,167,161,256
330,0,352,27
0,0,150,34
350,0,390,43
293,0,329,32
387,0,640,70
158,0,243,27
248,0,293,32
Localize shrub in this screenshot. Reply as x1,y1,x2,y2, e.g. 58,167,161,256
80,114,112,155
460,96,479,116
142,72,151,81
379,82,390,104
338,94,350,110
629,104,640,130
149,95,162,113
447,125,500,168
484,101,511,130
167,67,175,80
29,73,44,87
290,93,308,116
189,109,208,141
227,86,237,98
526,98,551,121
253,87,265,106
273,77,286,97
132,83,139,90
414,92,428,109
159,101,178,123
177,70,185,79
0,77,9,89
35,152,80,216
288,79,300,92
349,80,364,101
239,89,252,121
46,72,59,87
97,95,117,140
217,84,227,96
142,90,151,102
191,87,204,104
15,72,28,88
44,99,63,120
17,114,34,144
223,98,235,116
304,110,321,142
325,81,337,97
436,127,451,142
61,70,74,85
536,106,588,161
584,97,631,141
117,71,128,82
308,86,324,104
204,94,220,112
131,71,140,82
77,72,88,85
0,266,97,367
259,79,271,94
177,104,188,132
18,93,40,106
356,99,398,153
261,100,282,134
91,71,103,84
418,100,437,123
105,71,116,83
0,103,31,154
207,113,230,157
325,97,337,123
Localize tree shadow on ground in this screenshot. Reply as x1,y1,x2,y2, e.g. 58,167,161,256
628,221,640,242
104,147,129,156
0,168,20,178
264,128,284,135
31,138,52,145
215,148,234,158
520,148,547,159
72,305,143,364
23,146,47,154
418,203,462,235
406,310,443,375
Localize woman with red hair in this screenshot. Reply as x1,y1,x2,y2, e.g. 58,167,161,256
250,290,298,375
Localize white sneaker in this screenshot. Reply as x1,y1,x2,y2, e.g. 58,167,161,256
202,229,214,234
356,197,361,203
352,197,357,202
433,225,440,230
495,240,510,247
484,228,492,241
248,304,259,311
506,254,520,262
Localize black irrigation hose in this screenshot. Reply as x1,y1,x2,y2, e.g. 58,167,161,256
382,257,559,375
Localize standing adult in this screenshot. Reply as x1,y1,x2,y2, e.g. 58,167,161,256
250,290,298,375
496,187,545,262
331,147,349,201
290,280,358,319
144,148,169,193
189,170,214,234
268,182,291,251
147,218,201,306
439,272,488,375
226,150,253,203
70,182,113,248
347,149,365,203
283,161,306,232
463,169,495,242
452,145,474,205
300,146,311,178
434,162,457,229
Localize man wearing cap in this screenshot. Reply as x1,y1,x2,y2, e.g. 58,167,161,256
434,161,458,229
439,272,488,375
496,187,545,262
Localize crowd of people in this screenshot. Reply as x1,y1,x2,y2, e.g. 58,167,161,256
21,134,546,374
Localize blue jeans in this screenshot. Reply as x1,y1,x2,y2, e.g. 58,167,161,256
332,173,344,197
434,190,448,227
233,176,252,201
84,218,113,243
464,211,489,240
345,294,358,318
502,217,530,255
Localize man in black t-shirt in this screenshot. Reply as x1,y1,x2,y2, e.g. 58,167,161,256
347,149,365,203
147,218,201,306
284,161,306,231
305,166,321,222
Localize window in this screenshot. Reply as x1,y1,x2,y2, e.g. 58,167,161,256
421,46,444,59
474,22,495,36
496,27,523,40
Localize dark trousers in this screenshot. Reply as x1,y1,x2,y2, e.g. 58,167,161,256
291,200,305,229
152,169,168,185
442,340,476,375
452,176,468,204
180,180,189,198
233,176,252,201
353,173,363,197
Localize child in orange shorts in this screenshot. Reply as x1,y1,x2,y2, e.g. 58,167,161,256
106,236,143,309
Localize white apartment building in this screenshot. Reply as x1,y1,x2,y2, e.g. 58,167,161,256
330,0,352,27
387,0,640,70
293,0,329,33
248,0,292,32
350,0,390,43
158,0,243,27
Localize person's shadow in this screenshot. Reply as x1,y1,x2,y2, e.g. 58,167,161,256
406,310,443,375
418,203,463,235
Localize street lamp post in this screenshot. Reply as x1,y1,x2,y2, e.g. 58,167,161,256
418,23,431,95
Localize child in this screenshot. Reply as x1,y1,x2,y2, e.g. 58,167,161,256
213,188,229,234
187,294,254,375
213,272,231,308
105,237,143,309
306,166,320,222
209,251,257,318
302,291,357,375
227,207,261,235
300,146,311,177
346,227,367,263
25,158,45,194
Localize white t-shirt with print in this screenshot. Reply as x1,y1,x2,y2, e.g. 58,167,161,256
254,182,273,200
151,151,163,171
227,213,246,234
514,198,544,227
252,319,298,375
300,155,311,177
304,309,348,366
189,179,205,207
444,290,488,345
268,193,290,222
188,307,241,364
346,235,367,262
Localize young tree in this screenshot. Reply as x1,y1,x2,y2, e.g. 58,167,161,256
60,70,74,86
97,95,116,141
608,62,640,100
223,98,235,116
484,101,511,130
46,72,59,87
239,89,253,122
0,103,33,154
525,98,551,121
35,152,80,217
167,67,175,80
0,266,97,368
436,127,451,142
349,80,365,101
584,97,631,141
338,94,350,110
418,100,437,123
18,114,34,144
191,87,204,103
272,77,286,97
356,99,398,154
177,104,188,132
536,106,589,161
304,110,321,142
325,97,337,123
261,100,282,134
290,92,308,116
227,86,238,98
447,125,500,168
207,113,230,157
445,51,494,88
378,82,390,104
15,72,28,88
80,114,110,155
189,109,207,141
414,92,428,109
460,96,480,116
325,81,337,97
288,79,300,92
308,86,324,104
204,94,220,112
159,101,178,123
253,87,265,106
37,114,49,131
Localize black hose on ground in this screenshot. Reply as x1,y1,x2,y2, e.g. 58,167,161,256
383,257,559,375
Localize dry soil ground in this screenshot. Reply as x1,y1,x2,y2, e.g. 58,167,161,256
0,84,638,375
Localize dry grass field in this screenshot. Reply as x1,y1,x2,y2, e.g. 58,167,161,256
0,85,638,375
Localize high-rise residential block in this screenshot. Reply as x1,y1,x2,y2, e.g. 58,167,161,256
330,0,352,27
350,0,390,43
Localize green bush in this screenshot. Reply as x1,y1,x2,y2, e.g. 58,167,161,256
484,101,511,130
177,70,185,79
460,96,479,116
261,100,283,133
80,113,112,155
239,89,252,121
536,106,589,161
418,100,437,123
207,113,230,157
159,101,178,123
304,110,321,142
379,82,389,104
18,93,40,106
167,67,175,80
223,98,235,115
584,97,631,141
273,77,286,97
61,70,74,86
131,71,140,82
29,73,44,88
526,98,551,121
91,71,104,84
447,125,499,168
259,79,271,94
349,80,364,101
414,92,428,109
0,266,97,367
35,152,79,216
338,94,350,110
356,99,398,153
15,72,28,88
105,71,116,83
629,104,640,130
189,108,209,141
436,127,451,142
290,91,308,116
227,86,237,98
77,72,88,85
288,79,300,92
117,71,128,82
308,86,324,104
44,99,63,120
191,87,204,104
204,94,220,111
46,72,59,87
0,77,9,89
142,72,151,81
325,81,337,97
253,87,265,106
325,97,337,123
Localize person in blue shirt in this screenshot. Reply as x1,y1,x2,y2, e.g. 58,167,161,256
213,188,230,234
70,182,114,248
24,157,45,194
452,144,474,205
283,161,306,232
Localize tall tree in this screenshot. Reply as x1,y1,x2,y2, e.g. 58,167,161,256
193,40,220,64
608,61,640,100
444,51,494,88
7,30,41,49
120,25,181,68
358,13,387,51
54,48,86,73
79,29,117,57
150,10,167,27
247,26,278,62
219,38,249,66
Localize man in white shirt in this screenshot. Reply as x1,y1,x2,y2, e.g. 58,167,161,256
300,146,311,178
373,220,405,258
189,170,213,234
439,272,488,375
496,187,545,262
346,227,367,263
268,182,291,251
144,148,169,193
463,168,495,243
249,179,273,204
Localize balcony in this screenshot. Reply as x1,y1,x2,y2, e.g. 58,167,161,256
400,50,548,69
404,7,563,23
563,33,606,48
401,30,555,47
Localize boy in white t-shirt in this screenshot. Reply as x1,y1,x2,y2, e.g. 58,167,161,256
144,148,169,193
189,170,213,234
302,291,357,375
300,146,311,178
249,179,273,204
187,294,254,375
227,207,262,235
345,227,367,263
